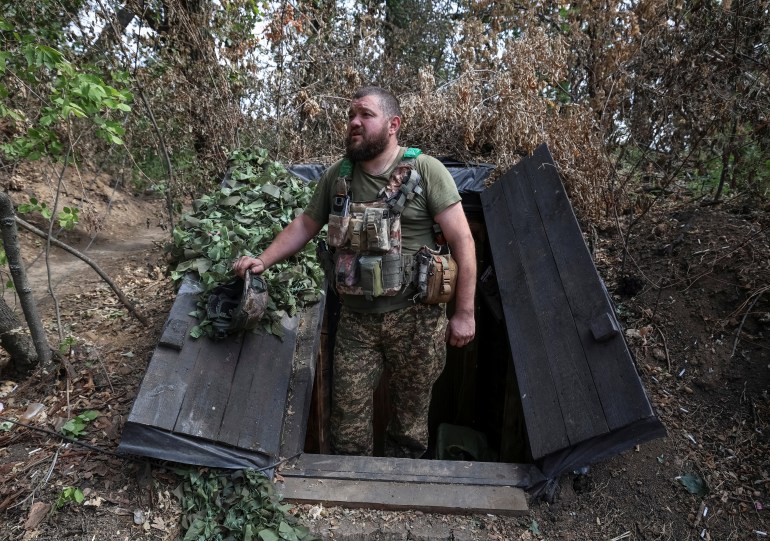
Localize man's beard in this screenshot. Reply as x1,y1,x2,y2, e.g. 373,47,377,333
345,123,390,162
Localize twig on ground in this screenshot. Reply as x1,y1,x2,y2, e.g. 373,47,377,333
9,447,60,511
94,349,115,394
656,325,672,372
731,288,767,358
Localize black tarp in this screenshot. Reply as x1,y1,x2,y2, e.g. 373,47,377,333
288,157,494,193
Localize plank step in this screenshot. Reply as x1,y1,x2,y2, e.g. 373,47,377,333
281,454,543,488
277,477,528,515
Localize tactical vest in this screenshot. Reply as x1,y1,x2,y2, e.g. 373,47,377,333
326,148,423,299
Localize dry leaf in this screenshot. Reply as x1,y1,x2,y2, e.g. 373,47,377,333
84,496,104,507
24,502,51,530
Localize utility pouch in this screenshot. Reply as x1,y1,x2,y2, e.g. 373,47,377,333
335,250,359,287
413,246,457,304
358,255,384,298
364,207,390,252
328,214,351,248
380,252,403,291
349,216,366,252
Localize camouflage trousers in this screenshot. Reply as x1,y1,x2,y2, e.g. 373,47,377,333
330,303,447,458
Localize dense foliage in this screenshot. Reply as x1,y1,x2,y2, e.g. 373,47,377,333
3,1,767,217
174,468,318,541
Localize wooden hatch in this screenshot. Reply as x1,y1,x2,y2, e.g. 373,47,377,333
480,143,666,479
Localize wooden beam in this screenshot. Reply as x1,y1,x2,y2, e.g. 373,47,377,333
281,454,544,488
277,477,528,516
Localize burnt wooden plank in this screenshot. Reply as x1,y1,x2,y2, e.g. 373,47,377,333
498,160,609,445
127,280,205,430
158,318,189,350
217,315,297,454
282,454,544,488
174,335,243,439
524,144,654,427
278,477,528,515
280,298,325,457
481,175,570,459
127,345,198,430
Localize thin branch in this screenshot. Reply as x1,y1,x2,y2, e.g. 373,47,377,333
731,289,766,358
656,325,672,372
46,145,71,346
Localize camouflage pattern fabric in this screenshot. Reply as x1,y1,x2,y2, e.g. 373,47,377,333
330,303,447,457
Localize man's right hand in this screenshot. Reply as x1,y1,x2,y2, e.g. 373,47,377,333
232,255,266,278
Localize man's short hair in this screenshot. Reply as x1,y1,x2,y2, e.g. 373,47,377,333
352,86,402,120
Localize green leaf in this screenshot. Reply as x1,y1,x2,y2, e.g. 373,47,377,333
184,518,206,541
678,473,708,496
258,530,280,541
79,410,100,421
61,418,86,436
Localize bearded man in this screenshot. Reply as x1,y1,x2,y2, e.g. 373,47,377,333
233,86,476,458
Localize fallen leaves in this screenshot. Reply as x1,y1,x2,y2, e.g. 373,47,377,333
23,501,50,530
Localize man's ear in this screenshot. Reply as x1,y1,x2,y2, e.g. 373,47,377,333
389,115,401,135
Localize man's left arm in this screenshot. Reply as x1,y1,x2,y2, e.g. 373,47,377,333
434,202,476,347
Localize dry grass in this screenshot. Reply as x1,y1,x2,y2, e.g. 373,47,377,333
268,30,611,222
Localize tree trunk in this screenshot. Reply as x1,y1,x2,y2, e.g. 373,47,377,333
0,193,52,371
714,115,738,203
0,297,38,374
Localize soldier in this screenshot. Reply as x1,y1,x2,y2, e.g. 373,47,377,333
233,86,476,458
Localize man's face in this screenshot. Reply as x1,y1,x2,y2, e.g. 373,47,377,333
345,95,392,162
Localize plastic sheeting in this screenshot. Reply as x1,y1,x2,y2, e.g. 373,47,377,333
118,421,275,471
288,157,494,194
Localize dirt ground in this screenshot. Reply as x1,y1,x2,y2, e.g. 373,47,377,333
0,161,768,541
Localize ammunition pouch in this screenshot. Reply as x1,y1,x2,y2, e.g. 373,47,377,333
327,214,350,248
334,249,406,299
412,246,457,305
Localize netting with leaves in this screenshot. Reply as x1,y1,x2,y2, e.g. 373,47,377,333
168,148,324,339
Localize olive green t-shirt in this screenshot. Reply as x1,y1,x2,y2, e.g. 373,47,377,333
303,147,461,313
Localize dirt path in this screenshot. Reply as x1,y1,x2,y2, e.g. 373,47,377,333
17,224,168,305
